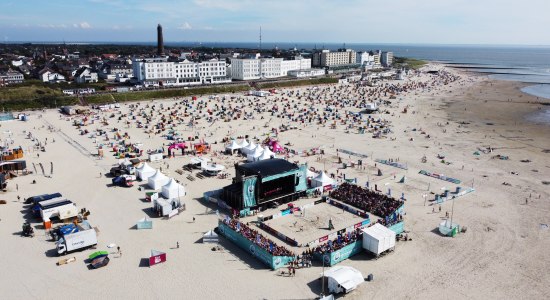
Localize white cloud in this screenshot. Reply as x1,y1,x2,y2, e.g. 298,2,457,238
178,22,192,30
39,24,67,29
73,22,92,29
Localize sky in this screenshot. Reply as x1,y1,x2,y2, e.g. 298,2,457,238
1,0,550,45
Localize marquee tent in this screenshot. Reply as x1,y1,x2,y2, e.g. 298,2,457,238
238,139,249,149
311,171,334,188
306,169,319,178
258,149,275,161
161,178,186,199
202,163,225,176
148,170,169,190
136,163,156,181
242,141,257,155
189,157,210,168
322,266,364,294
247,146,264,162
225,140,241,153
202,230,219,243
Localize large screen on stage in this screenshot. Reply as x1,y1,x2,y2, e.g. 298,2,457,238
259,175,295,202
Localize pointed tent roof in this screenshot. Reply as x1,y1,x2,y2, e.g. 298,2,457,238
306,169,318,178
238,139,249,148
150,170,167,181
226,140,241,150
244,140,257,151
163,178,182,189
252,146,264,157
262,147,275,157
313,171,334,185
137,162,155,172
258,150,274,161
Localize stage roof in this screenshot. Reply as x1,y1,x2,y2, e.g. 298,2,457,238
237,159,298,178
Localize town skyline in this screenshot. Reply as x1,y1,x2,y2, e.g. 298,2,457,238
1,0,550,45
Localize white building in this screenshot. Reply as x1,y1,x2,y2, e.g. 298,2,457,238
381,51,394,67
39,68,66,83
313,49,356,67
0,69,24,85
230,56,311,80
132,57,230,87
288,68,325,78
74,67,98,84
356,51,375,66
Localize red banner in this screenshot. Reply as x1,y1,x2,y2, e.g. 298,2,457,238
149,251,166,267
319,235,328,243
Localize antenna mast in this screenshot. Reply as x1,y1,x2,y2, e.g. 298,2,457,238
259,26,262,53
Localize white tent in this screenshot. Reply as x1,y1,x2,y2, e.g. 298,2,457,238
247,146,264,162
306,169,319,178
136,163,156,181
238,139,249,149
161,178,186,199
322,266,364,294
202,163,225,176
202,230,219,243
257,149,275,161
242,141,257,155
311,171,335,188
262,147,275,158
148,170,170,190
438,219,460,237
361,223,396,255
225,140,241,152
189,157,210,168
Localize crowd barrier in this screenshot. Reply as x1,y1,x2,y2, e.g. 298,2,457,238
388,221,404,234
257,222,300,247
375,159,408,170
217,221,295,270
419,170,461,184
337,148,369,159
314,240,364,266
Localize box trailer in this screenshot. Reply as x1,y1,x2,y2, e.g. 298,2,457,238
26,192,63,205
56,228,97,255
34,198,72,216
40,201,78,221
361,223,396,256
153,199,172,217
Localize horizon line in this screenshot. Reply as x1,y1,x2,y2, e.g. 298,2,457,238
3,41,550,48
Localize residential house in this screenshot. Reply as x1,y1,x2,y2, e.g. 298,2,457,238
39,68,66,83
74,67,98,84
0,69,25,86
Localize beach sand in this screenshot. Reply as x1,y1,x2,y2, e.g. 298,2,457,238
0,65,549,299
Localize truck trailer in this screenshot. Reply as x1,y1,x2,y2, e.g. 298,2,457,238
39,200,78,221
56,228,97,255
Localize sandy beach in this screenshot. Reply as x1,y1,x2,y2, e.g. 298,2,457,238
1,64,549,300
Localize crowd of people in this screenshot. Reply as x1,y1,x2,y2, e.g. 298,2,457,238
330,182,404,218
222,217,294,257
309,228,363,254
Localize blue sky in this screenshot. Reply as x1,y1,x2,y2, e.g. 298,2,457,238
1,0,549,45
